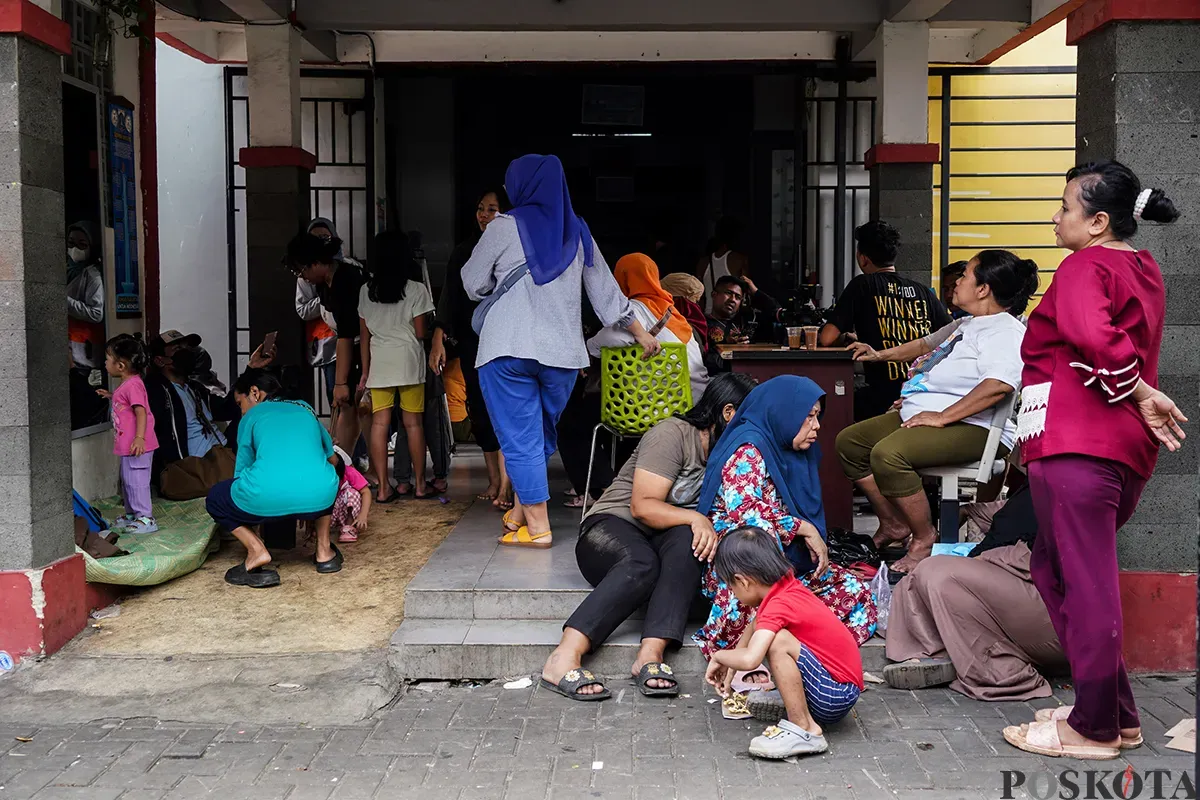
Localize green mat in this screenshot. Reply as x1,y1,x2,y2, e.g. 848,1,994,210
79,497,220,586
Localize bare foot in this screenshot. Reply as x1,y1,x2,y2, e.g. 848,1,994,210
889,535,935,574
477,483,500,502
542,648,605,695
432,478,448,493
739,669,772,685
493,492,514,511
502,505,525,532
872,521,911,550
395,482,413,496
1056,720,1120,749
631,643,675,690
245,549,272,571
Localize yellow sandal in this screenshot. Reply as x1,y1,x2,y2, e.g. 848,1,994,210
501,509,520,533
498,526,553,549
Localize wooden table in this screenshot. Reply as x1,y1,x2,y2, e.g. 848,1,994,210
717,345,856,530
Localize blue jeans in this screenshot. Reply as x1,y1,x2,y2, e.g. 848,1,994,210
321,361,368,464
477,357,577,504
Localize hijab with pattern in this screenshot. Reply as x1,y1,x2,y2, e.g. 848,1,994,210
698,375,827,540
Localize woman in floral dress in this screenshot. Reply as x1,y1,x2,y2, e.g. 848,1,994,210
693,376,876,660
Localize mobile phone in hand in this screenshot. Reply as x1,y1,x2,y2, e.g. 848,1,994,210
262,331,277,354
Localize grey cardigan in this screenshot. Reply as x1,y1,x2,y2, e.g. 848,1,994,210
462,214,634,370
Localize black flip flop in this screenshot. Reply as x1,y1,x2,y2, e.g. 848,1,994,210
378,489,402,504
539,669,611,702
224,563,281,588
314,544,344,574
636,662,680,697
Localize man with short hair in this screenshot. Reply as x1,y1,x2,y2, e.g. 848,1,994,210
704,276,782,375
819,220,952,420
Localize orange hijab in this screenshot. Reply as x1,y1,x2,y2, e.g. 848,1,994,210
613,253,692,344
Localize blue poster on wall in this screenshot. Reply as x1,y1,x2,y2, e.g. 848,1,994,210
107,99,140,318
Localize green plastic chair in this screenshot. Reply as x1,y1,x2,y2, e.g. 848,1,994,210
581,344,693,518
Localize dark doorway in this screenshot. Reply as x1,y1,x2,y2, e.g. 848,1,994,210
63,80,108,431
453,70,753,272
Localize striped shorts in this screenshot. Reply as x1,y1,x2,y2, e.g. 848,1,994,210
797,643,861,725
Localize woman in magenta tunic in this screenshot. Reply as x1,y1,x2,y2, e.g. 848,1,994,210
1003,161,1187,760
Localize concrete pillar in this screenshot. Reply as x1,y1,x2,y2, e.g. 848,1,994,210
1069,4,1199,672
866,21,938,288
0,2,86,667
239,23,313,373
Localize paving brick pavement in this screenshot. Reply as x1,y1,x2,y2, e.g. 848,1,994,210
0,675,1193,800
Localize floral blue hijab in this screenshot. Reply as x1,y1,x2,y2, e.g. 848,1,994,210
504,154,594,285
697,375,826,538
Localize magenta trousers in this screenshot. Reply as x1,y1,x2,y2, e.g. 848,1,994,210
1027,454,1146,743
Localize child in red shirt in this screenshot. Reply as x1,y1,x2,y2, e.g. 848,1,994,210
706,526,864,759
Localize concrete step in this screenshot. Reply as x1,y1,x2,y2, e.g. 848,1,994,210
389,619,888,681
405,586,609,621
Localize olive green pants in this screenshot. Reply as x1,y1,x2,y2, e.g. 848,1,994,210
836,411,1005,498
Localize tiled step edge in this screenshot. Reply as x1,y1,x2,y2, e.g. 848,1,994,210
389,619,888,681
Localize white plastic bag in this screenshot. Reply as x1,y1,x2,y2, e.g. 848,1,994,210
869,563,892,637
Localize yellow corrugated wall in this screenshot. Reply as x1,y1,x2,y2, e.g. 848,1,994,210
929,23,1077,308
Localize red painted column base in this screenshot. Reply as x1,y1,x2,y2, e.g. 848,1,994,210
864,143,940,169
1119,571,1197,673
238,146,318,172
0,553,87,669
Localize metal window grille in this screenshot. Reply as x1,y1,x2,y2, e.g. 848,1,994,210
801,81,875,306
224,70,374,412
62,0,112,226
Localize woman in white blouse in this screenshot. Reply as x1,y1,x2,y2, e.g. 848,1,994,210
587,253,708,402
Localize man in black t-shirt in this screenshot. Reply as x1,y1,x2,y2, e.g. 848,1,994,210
819,220,952,420
703,275,783,375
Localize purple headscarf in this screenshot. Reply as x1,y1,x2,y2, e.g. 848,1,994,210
504,154,594,285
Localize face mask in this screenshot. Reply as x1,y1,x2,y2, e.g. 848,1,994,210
171,347,198,376
68,247,90,263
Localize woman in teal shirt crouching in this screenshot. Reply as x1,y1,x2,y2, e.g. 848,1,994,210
206,369,340,588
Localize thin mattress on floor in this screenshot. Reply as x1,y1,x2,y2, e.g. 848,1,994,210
78,496,219,586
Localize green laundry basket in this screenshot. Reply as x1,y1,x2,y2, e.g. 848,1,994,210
581,343,693,518
599,343,694,434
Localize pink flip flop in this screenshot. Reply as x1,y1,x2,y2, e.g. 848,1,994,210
731,668,775,693
1031,708,1143,749
1003,721,1120,760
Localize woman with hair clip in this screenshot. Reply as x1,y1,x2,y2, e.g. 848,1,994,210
539,373,758,701
1002,161,1187,760
430,188,514,509
205,369,340,588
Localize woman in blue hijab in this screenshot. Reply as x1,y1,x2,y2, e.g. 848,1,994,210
462,155,660,549
693,376,876,665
